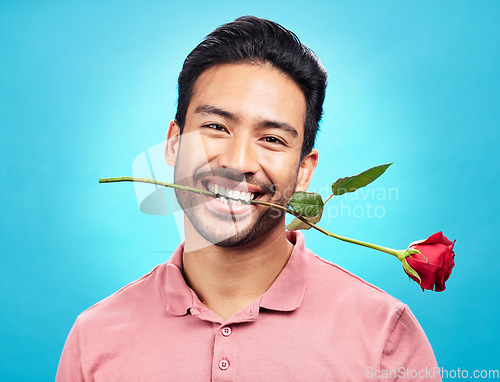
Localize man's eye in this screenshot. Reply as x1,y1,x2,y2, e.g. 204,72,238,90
202,123,226,131
262,136,286,145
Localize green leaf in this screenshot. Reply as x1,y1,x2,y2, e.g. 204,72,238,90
402,258,422,284
288,191,323,217
331,163,392,196
286,209,323,231
405,247,428,264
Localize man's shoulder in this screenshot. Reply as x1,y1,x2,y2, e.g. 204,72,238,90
307,250,406,312
76,262,168,327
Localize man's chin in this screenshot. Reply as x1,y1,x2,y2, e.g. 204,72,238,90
192,221,266,248
186,209,284,249
210,235,256,248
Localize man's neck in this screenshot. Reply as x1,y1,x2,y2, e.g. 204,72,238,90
181,221,294,321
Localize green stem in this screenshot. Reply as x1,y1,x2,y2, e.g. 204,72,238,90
323,193,334,205
99,176,403,259
294,217,403,259
99,176,216,197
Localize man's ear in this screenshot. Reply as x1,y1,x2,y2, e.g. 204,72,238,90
164,120,181,166
295,149,319,192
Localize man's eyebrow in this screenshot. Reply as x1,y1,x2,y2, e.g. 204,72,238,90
194,105,240,121
258,119,299,137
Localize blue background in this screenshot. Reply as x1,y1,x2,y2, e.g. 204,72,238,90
1,0,498,380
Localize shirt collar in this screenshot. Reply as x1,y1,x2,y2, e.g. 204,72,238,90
259,230,309,312
164,230,310,317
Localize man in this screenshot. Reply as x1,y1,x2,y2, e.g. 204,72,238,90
57,16,441,381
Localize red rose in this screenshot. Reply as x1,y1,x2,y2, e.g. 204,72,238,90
405,232,456,291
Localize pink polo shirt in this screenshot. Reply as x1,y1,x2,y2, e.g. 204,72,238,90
57,231,441,381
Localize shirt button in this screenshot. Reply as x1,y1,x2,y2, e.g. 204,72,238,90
221,326,232,337
218,359,230,370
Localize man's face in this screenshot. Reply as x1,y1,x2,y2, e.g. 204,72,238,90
166,63,316,247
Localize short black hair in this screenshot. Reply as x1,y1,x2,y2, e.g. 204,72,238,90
175,15,327,159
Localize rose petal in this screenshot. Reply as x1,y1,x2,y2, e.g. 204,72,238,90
406,232,456,292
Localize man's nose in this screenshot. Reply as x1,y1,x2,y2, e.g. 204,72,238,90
217,133,259,174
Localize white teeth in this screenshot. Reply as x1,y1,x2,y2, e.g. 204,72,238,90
207,182,257,204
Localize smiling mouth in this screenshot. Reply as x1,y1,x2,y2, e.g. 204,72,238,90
204,181,260,206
